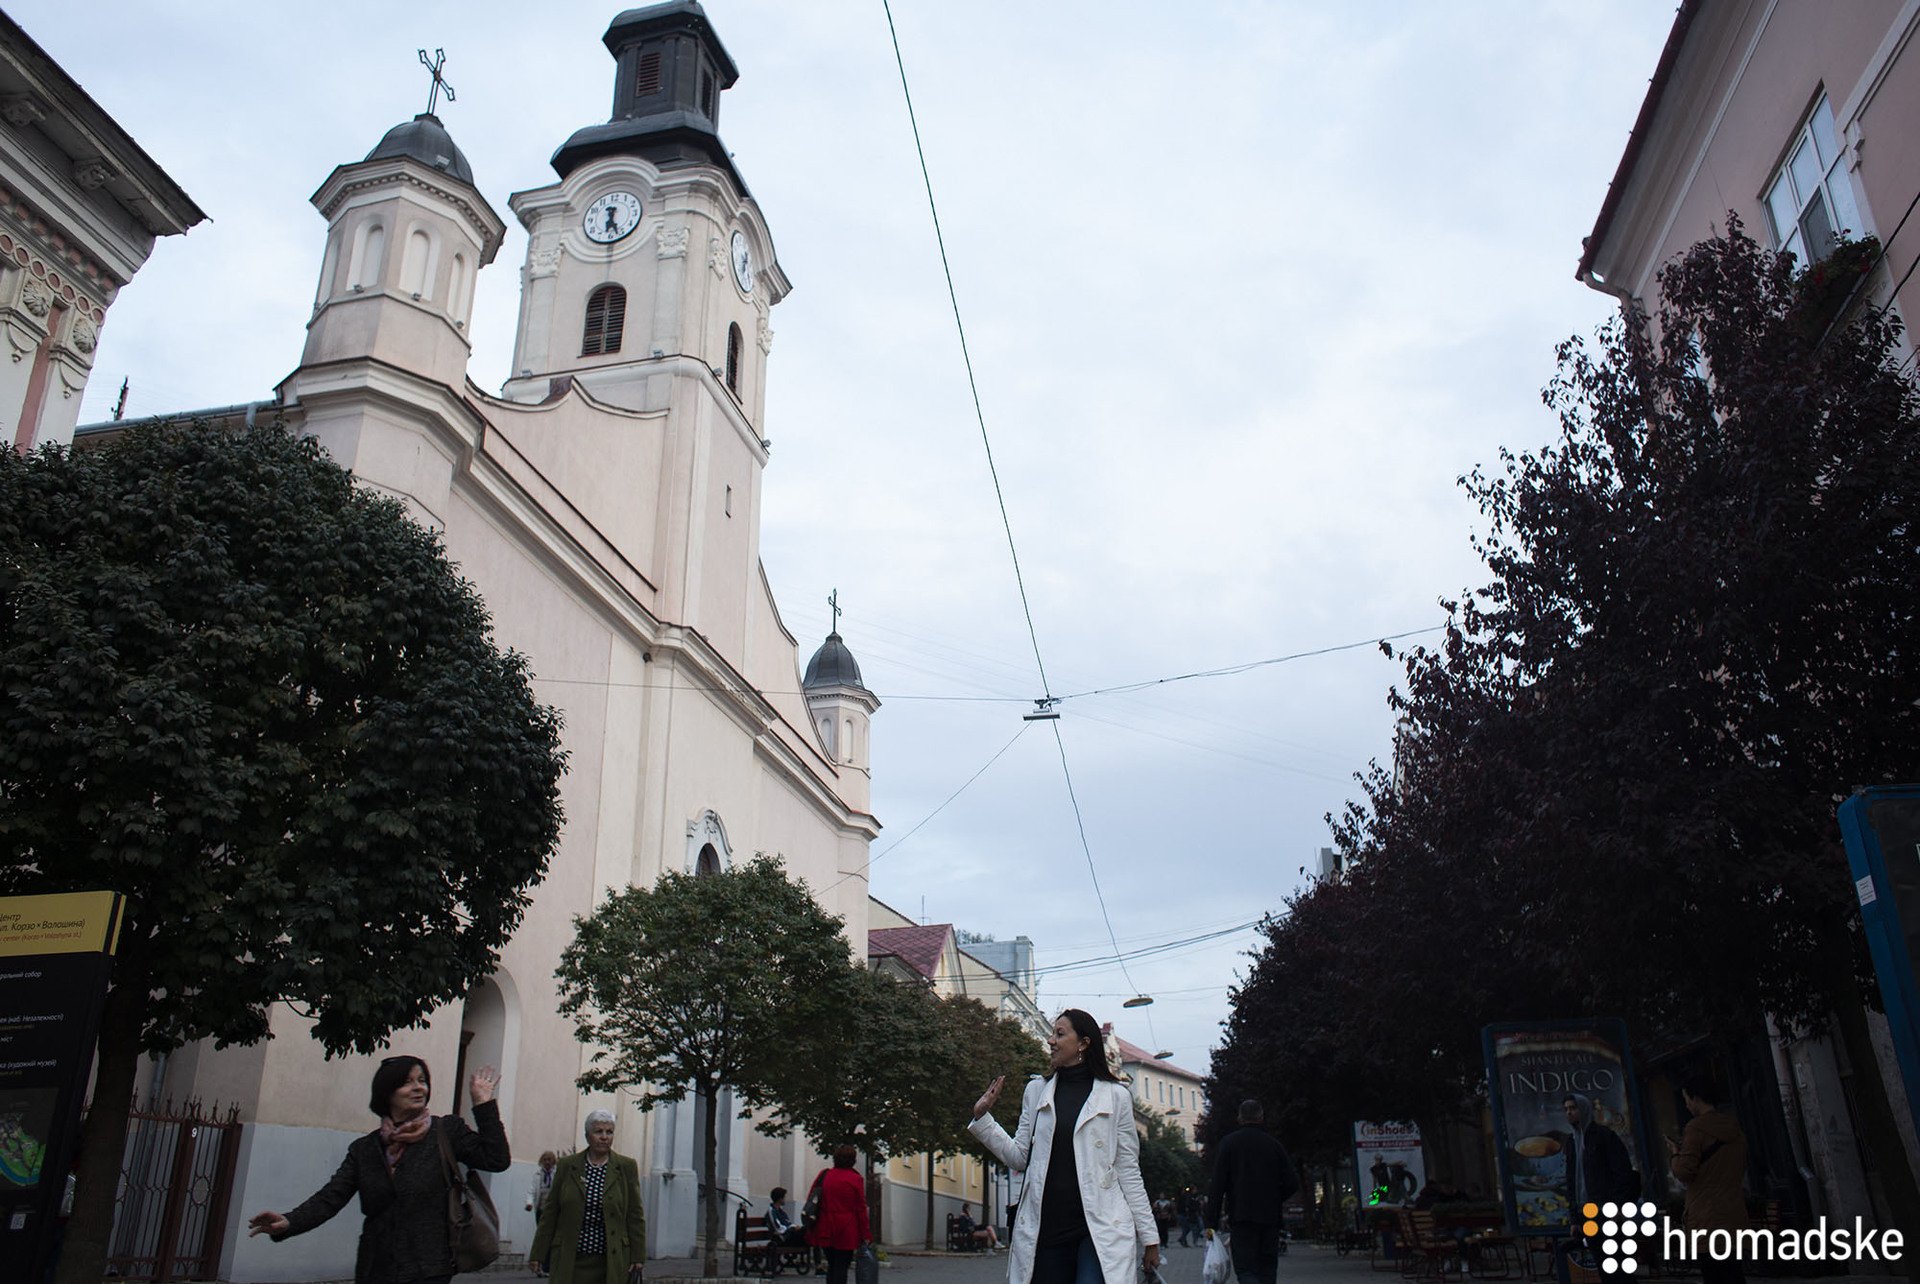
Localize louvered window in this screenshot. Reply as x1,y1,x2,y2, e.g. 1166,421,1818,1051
725,322,743,392
583,284,626,356
636,49,663,97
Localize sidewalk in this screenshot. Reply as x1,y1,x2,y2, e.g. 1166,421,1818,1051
459,1239,1905,1284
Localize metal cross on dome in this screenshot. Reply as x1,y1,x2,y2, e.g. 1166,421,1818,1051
418,48,456,116
827,589,842,633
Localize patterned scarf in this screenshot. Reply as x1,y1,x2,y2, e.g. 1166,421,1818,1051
379,1110,432,1172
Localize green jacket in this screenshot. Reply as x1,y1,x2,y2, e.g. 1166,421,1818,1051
530,1151,647,1282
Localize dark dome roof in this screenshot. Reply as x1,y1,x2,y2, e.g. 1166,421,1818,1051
366,113,474,186
804,632,865,690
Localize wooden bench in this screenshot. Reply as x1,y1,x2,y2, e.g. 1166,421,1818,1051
734,1206,817,1278
947,1213,990,1252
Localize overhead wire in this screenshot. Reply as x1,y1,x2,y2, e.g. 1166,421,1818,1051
821,722,1035,895
880,0,1155,1048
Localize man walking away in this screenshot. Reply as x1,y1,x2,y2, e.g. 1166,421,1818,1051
1205,1099,1299,1284
1667,1074,1748,1284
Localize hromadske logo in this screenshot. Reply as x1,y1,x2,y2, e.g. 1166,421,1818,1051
1584,1200,1658,1274
1581,1202,1907,1274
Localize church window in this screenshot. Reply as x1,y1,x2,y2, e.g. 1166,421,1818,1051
349,222,386,290
725,322,743,393
450,253,470,324
636,49,663,97
400,228,433,299
700,70,716,118
582,284,627,356
697,843,721,876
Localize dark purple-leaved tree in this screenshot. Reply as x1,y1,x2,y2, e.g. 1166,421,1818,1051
1214,218,1920,1255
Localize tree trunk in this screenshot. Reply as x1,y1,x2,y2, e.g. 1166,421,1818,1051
701,1081,722,1278
1824,959,1920,1282
924,1151,936,1251
54,964,146,1284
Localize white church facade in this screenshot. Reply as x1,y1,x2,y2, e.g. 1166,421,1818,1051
76,5,881,1278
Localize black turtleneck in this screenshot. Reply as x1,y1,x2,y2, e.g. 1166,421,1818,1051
1039,1061,1096,1246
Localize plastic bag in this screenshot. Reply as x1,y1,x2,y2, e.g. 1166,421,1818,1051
855,1243,879,1284
1203,1234,1233,1284
1203,1236,1233,1284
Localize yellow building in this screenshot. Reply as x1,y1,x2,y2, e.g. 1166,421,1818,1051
866,898,1042,1245
1113,1036,1207,1145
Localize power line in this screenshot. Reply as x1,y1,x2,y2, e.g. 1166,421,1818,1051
824,722,1035,894
1054,626,1444,702
881,0,1052,701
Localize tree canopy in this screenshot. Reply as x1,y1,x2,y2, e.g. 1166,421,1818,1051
1210,220,1920,1226
0,422,568,1284
556,855,859,1275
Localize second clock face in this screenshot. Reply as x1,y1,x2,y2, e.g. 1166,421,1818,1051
730,230,755,294
584,191,643,244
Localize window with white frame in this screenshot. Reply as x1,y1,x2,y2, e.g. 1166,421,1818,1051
1764,94,1865,266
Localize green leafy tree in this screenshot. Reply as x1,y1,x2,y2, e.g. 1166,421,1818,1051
555,856,859,1276
0,423,568,1284
1134,1107,1201,1203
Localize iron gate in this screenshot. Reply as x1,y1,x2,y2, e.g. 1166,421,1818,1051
105,1098,242,1280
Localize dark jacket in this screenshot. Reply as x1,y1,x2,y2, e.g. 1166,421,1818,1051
1568,1119,1638,1210
276,1101,510,1284
530,1150,647,1283
806,1167,871,1251
1205,1125,1299,1229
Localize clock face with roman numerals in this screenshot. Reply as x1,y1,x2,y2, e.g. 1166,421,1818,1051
730,230,754,294
584,191,643,244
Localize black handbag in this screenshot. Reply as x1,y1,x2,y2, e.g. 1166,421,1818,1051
433,1120,502,1272
855,1243,879,1284
801,1173,825,1231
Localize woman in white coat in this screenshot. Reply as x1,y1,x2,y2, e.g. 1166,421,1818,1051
969,1009,1160,1284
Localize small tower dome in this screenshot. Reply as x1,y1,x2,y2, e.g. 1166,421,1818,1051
365,113,475,186
803,628,879,805
804,631,866,691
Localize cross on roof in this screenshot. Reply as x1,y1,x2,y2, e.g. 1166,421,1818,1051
828,589,842,633
418,48,456,116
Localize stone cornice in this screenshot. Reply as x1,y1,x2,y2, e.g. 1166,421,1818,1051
310,158,506,264
0,175,112,317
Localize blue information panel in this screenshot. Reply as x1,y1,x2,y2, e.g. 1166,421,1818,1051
1837,786,1920,1135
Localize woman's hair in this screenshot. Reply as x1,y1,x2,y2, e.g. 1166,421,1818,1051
1677,1073,1720,1105
368,1055,430,1117
539,1151,558,1166
585,1108,617,1139
832,1143,858,1168
1050,1008,1121,1082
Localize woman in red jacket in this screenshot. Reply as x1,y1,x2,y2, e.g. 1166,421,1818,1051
806,1144,872,1284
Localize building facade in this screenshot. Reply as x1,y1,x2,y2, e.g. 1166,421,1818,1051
77,5,886,1278
1575,0,1920,1235
0,12,201,450
1114,1036,1206,1146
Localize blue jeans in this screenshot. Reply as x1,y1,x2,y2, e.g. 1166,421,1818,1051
1033,1235,1104,1284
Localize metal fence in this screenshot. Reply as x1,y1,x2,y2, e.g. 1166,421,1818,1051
106,1098,243,1280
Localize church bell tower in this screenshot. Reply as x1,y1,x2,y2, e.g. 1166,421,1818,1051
502,1,788,420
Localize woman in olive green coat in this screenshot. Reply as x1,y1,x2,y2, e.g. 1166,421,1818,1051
530,1111,646,1284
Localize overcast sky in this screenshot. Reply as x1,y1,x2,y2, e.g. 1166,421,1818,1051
21,2,1676,1076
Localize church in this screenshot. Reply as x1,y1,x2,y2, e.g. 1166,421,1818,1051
75,4,883,1277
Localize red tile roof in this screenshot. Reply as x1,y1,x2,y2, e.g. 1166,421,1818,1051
868,923,953,980
1113,1035,1203,1083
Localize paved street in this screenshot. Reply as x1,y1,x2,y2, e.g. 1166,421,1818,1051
463,1238,1906,1284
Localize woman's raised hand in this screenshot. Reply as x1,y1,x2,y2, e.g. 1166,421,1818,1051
972,1075,1005,1120
470,1064,501,1106
247,1210,290,1238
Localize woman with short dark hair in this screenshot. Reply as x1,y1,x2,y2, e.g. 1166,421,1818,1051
969,1009,1159,1284
248,1056,510,1284
806,1143,872,1284
529,1109,646,1284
